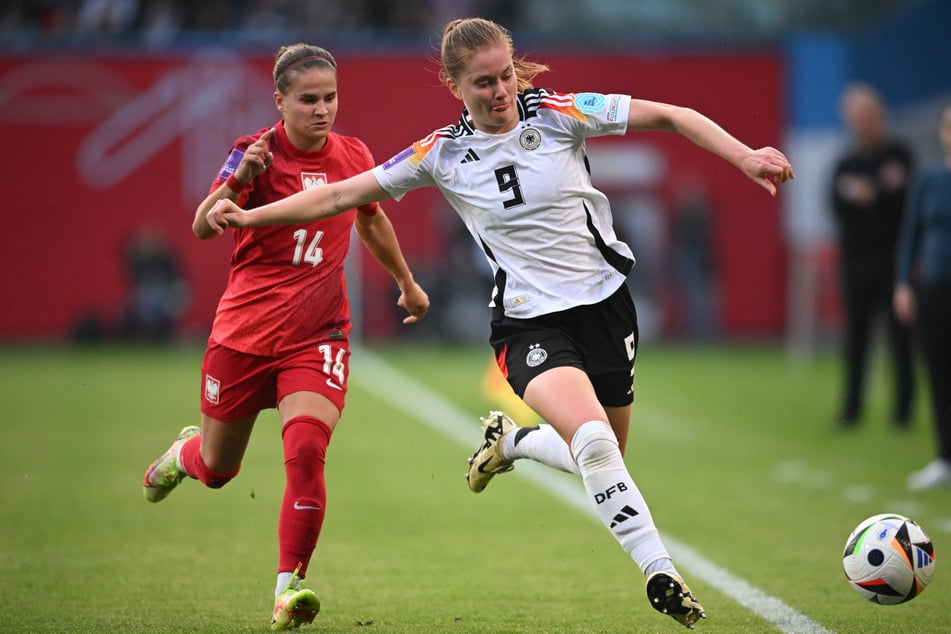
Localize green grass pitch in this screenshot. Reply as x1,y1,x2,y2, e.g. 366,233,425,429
0,342,946,633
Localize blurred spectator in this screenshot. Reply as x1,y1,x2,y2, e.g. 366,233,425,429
180,0,233,31
0,0,917,46
895,104,951,491
829,82,916,428
429,0,523,32
138,0,183,47
119,225,190,342
671,176,720,340
616,194,666,341
76,0,138,33
363,0,428,31
434,210,493,342
0,0,76,38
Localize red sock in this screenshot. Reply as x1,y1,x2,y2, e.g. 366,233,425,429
179,434,239,488
278,416,332,576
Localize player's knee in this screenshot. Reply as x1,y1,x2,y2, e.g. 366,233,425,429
571,420,620,470
283,416,331,468
288,433,326,467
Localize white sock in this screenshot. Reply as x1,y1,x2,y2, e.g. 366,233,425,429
501,424,581,475
275,571,297,597
571,420,674,575
173,433,198,476
644,557,677,576
174,444,189,475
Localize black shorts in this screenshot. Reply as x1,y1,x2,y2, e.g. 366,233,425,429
489,283,638,407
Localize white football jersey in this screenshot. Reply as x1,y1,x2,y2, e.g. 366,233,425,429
373,89,636,318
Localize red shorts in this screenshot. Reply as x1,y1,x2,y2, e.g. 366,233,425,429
200,338,350,422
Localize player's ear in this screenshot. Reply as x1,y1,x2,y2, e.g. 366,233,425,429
446,78,463,101
273,91,284,113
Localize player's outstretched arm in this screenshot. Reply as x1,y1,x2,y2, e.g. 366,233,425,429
627,99,795,196
355,206,430,324
207,171,388,234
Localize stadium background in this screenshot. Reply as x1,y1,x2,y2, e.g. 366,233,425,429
1,0,949,349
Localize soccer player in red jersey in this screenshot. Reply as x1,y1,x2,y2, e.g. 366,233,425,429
142,43,429,630
208,18,795,629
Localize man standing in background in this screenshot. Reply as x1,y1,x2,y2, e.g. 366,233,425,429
830,82,915,428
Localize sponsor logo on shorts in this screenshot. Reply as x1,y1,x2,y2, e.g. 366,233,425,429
526,343,548,368
204,374,221,404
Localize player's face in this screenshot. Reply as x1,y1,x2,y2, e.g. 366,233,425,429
449,45,518,134
277,66,338,151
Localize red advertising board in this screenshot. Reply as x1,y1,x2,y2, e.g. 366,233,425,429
0,49,785,341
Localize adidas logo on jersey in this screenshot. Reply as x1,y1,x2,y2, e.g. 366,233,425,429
460,148,481,164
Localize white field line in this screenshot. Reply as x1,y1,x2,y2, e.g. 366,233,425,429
351,348,834,634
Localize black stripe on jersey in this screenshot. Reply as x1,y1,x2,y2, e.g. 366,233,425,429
457,110,476,136
583,202,634,276
519,88,548,121
418,119,471,151
480,236,508,310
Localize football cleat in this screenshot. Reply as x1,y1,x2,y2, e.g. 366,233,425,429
142,425,200,503
646,571,706,629
466,411,518,493
271,564,320,630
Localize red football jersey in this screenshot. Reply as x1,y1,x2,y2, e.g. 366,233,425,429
208,121,378,356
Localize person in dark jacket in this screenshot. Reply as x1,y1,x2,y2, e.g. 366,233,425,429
895,104,951,490
830,82,916,428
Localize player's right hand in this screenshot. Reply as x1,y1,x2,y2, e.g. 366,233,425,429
398,281,430,324
233,127,276,183
893,282,917,325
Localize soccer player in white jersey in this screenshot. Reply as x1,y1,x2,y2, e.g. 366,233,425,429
207,17,795,629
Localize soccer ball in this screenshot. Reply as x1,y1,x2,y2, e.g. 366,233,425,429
842,513,936,604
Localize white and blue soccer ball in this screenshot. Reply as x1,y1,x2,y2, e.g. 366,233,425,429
842,513,936,605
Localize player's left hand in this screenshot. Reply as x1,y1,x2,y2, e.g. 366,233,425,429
742,146,796,196
398,281,430,324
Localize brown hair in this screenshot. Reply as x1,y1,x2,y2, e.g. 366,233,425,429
439,18,548,93
273,43,337,95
